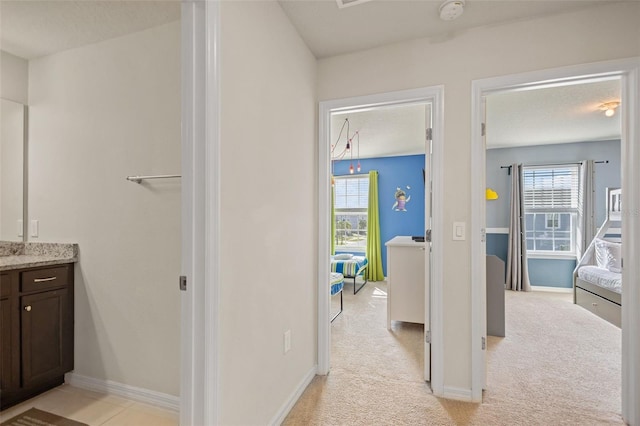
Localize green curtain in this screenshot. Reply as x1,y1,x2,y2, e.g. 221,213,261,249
331,179,336,255
366,170,384,281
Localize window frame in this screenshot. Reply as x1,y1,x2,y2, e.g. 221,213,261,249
522,165,579,258
333,174,369,252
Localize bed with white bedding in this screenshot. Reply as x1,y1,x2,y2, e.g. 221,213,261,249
573,188,622,327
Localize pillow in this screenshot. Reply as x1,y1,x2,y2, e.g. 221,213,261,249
594,238,622,273
333,253,353,260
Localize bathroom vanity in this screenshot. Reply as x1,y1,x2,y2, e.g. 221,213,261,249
0,242,78,410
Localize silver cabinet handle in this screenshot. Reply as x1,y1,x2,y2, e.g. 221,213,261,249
34,277,57,283
24,305,32,312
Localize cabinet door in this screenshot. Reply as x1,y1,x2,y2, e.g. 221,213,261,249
21,288,73,386
1,297,12,390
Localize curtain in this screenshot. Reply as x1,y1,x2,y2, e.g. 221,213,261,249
331,180,335,255
506,164,531,291
366,170,384,281
576,160,595,261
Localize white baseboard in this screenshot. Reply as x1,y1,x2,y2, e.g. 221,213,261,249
64,372,179,412
269,365,317,426
531,286,573,293
441,386,473,402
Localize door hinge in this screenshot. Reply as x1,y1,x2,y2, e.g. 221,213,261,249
179,275,187,291
481,336,486,350
426,128,433,141
426,330,431,344
481,123,486,137
425,229,432,243
481,228,486,243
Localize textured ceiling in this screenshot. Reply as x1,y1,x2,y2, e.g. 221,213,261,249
486,79,621,149
278,0,613,59
0,0,180,59
332,104,427,159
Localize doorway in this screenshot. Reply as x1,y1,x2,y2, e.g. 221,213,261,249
317,86,445,394
470,58,640,423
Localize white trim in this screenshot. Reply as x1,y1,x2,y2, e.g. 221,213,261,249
530,286,573,293
471,57,640,425
318,86,445,398
268,366,317,426
65,373,179,412
486,227,509,234
441,386,473,402
526,253,577,260
180,1,221,425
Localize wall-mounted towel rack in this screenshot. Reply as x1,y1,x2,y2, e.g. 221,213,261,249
126,174,181,184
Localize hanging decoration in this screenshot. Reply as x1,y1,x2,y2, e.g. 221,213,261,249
331,118,361,181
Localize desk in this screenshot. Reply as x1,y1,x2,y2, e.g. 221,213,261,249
385,236,425,329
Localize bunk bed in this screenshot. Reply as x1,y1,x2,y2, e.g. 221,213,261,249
573,188,622,327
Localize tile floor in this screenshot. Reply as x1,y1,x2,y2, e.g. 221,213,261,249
0,384,178,426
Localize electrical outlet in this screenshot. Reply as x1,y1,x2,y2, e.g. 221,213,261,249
284,330,291,353
30,219,39,238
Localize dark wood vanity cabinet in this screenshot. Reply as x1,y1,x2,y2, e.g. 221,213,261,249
0,264,74,410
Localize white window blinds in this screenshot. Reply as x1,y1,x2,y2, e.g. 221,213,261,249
523,165,580,212
334,175,369,210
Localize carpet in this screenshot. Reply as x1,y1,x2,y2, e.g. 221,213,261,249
0,408,88,426
284,283,623,425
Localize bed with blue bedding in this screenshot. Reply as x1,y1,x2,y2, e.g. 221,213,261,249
330,272,344,322
331,254,368,294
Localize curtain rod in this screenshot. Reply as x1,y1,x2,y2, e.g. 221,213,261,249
500,160,609,174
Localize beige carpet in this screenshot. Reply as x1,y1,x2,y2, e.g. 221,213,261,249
283,281,623,425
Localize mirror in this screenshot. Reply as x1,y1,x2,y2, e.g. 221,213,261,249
0,98,26,242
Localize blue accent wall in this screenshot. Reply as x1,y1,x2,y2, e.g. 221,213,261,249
334,154,425,275
486,232,576,288
485,140,619,289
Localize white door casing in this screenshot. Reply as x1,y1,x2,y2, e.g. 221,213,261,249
470,58,640,423
180,1,221,424
424,102,432,383
318,86,445,396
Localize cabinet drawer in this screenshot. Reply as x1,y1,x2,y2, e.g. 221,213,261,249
576,287,621,328
21,266,69,293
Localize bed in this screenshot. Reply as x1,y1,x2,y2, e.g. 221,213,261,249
331,254,368,294
330,272,344,322
573,188,622,327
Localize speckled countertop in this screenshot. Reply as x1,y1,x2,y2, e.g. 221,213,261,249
0,242,78,271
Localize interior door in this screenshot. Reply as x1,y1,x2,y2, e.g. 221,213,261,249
481,95,488,389
424,103,432,383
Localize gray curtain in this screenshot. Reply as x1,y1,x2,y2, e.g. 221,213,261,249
506,164,531,291
576,160,595,261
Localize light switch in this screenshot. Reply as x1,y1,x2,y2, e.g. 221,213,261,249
453,222,465,241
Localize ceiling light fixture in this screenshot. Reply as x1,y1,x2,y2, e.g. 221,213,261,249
439,0,465,21
599,101,620,117
331,118,362,178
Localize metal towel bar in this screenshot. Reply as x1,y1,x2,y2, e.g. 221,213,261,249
126,174,181,184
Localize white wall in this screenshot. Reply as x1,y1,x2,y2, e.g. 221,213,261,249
219,1,317,424
318,2,640,392
28,21,181,396
1,50,28,104
0,99,24,241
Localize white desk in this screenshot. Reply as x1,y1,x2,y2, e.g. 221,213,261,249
385,236,425,329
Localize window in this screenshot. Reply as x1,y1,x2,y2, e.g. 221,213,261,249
523,165,579,255
334,175,369,251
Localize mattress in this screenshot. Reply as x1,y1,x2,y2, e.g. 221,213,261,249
331,255,368,277
577,265,622,294
330,272,344,296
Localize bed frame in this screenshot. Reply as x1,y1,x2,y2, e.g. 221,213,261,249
573,187,621,327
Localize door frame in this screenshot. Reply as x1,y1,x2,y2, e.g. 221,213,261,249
470,57,640,423
180,1,220,424
318,86,445,396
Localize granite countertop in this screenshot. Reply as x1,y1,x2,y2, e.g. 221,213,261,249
0,242,79,271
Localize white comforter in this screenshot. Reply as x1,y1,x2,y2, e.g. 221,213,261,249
577,265,622,294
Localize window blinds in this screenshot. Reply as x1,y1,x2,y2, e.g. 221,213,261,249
334,175,369,210
523,165,580,212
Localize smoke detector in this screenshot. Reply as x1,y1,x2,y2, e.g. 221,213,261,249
439,0,465,21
